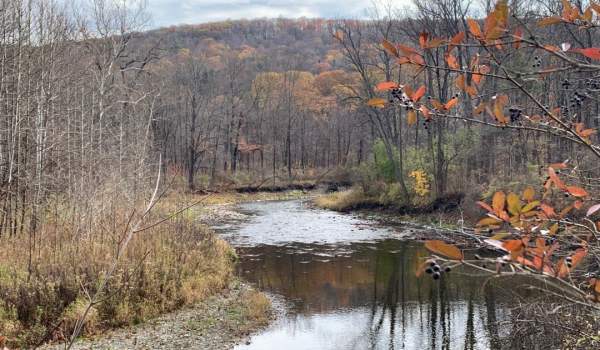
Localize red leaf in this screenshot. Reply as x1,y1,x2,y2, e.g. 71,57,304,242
467,19,483,38
548,167,566,190
503,239,524,252
375,81,399,92
411,86,426,102
557,248,588,278
540,204,556,218
419,32,428,48
566,186,588,198
575,48,600,60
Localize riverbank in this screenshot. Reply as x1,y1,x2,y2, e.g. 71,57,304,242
41,279,277,350
312,188,475,241
0,190,307,348
27,190,308,349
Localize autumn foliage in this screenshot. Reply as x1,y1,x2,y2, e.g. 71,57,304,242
366,0,600,307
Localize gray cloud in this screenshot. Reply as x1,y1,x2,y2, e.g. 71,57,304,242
147,0,370,28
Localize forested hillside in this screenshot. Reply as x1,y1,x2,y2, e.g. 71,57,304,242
140,18,370,188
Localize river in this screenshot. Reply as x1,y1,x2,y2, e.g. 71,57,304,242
215,199,513,350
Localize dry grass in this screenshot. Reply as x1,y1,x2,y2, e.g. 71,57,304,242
0,193,239,348
313,188,377,212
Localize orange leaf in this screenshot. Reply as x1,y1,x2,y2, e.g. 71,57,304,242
557,248,588,278
503,239,524,252
375,81,399,92
492,191,506,213
444,97,458,110
424,240,463,260
566,186,588,198
446,54,459,69
493,98,508,124
467,19,482,38
548,167,567,190
540,203,556,218
578,128,597,138
411,86,426,102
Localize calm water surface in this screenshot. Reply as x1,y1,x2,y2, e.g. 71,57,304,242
215,200,512,350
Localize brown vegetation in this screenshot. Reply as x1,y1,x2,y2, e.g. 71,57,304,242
0,193,236,348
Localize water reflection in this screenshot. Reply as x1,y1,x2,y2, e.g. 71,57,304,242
236,240,509,350
219,201,510,350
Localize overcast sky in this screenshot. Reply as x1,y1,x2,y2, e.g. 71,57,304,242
146,0,373,28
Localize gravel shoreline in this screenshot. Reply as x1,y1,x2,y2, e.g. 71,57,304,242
41,279,282,350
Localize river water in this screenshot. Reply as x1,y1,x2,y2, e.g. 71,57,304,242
215,200,512,350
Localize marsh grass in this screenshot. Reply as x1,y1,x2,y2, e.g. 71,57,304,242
313,188,379,212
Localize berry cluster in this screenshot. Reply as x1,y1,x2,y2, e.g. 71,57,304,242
584,79,600,90
532,55,542,68
508,106,522,123
424,259,451,280
390,87,403,103
569,91,584,108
